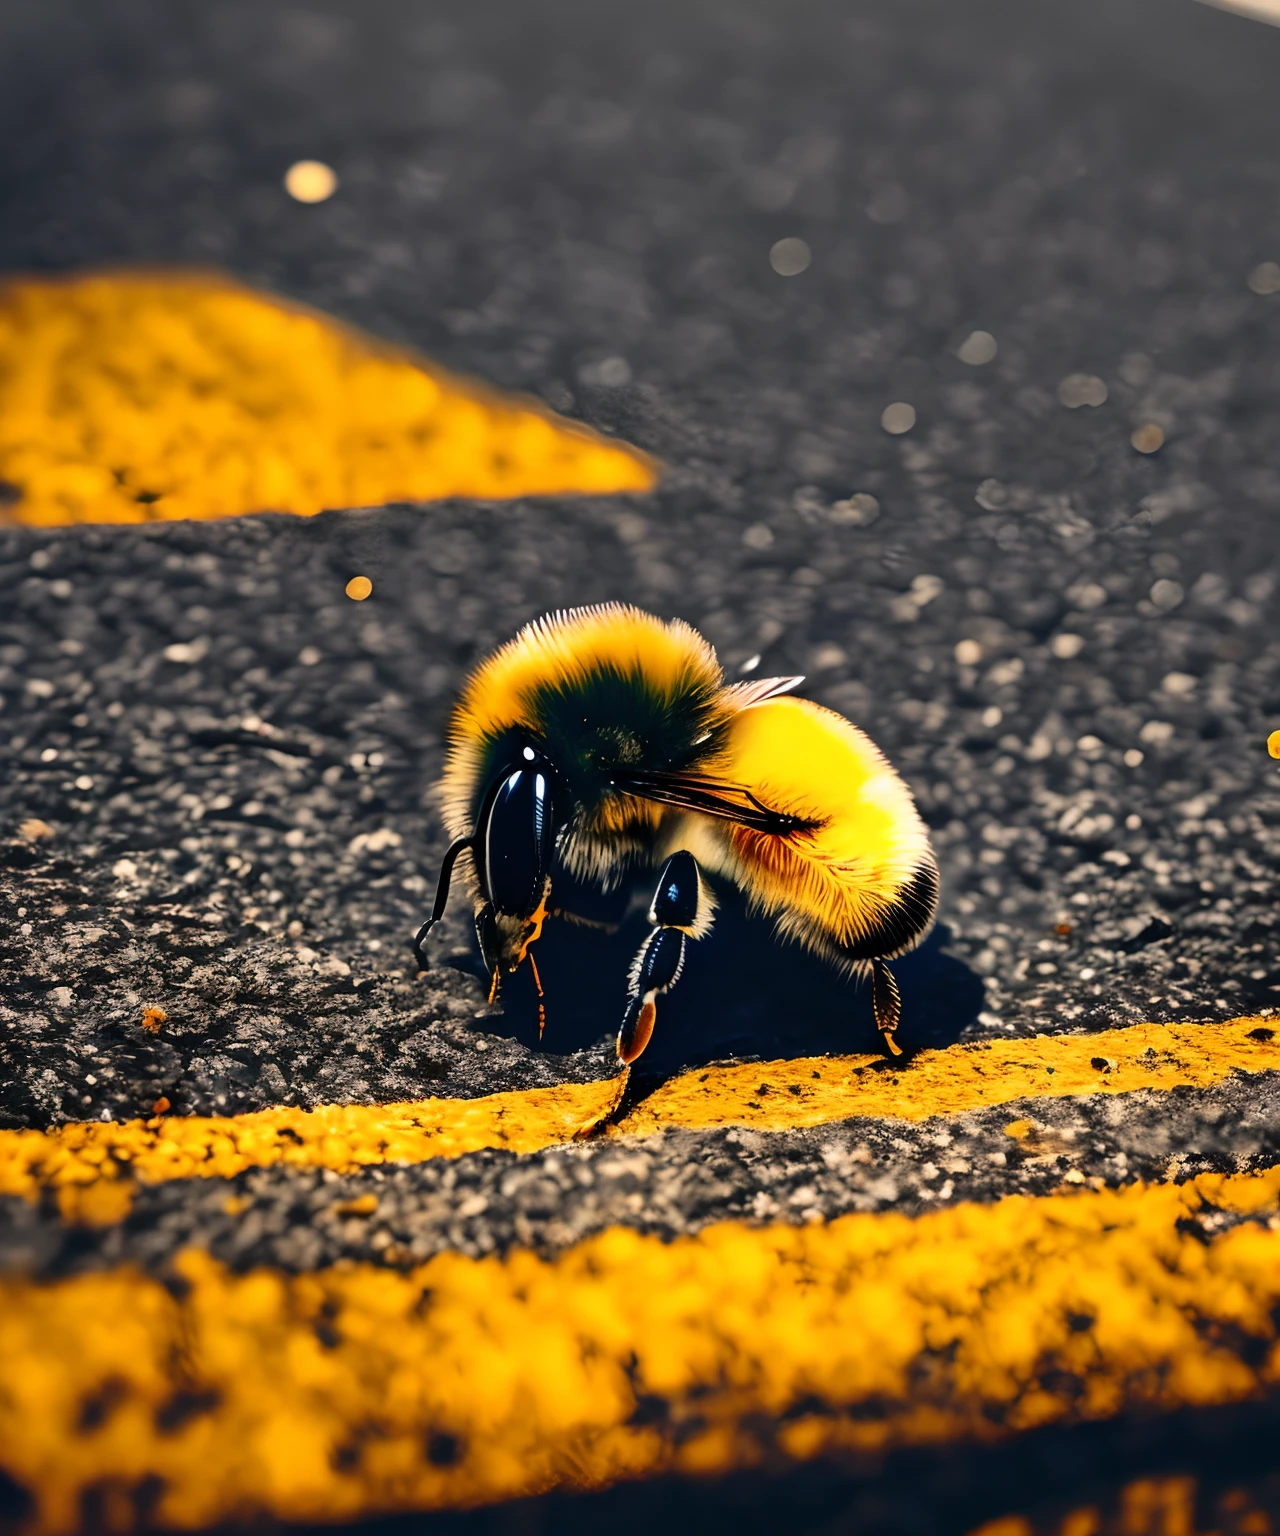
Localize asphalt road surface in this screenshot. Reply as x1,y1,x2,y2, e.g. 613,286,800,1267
1,0,1279,1531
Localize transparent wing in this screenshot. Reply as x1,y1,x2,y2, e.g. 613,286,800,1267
608,767,818,836
721,675,805,709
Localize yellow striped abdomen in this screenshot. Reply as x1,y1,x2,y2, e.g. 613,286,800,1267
688,697,938,971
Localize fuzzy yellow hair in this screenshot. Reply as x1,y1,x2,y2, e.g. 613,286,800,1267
439,603,724,844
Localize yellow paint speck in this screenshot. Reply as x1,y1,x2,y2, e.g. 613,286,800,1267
1268,729,1280,760
1130,422,1165,454
139,1006,166,1034
345,575,373,601
284,160,338,203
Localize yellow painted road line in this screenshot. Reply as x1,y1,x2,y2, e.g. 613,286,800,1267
0,1078,623,1226
620,1014,1279,1138
2,1168,1278,1534
0,1017,1274,1225
0,270,656,527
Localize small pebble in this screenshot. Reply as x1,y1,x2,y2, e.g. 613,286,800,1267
769,238,811,276
957,330,997,366
881,401,916,435
1058,373,1108,408
1247,261,1280,296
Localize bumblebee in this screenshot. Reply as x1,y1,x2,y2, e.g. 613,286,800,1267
413,604,938,1113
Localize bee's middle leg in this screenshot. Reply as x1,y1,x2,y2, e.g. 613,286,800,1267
576,850,708,1137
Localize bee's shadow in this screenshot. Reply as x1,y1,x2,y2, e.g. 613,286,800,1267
456,876,985,1072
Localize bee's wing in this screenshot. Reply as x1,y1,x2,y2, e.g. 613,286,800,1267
609,768,818,837
721,675,805,709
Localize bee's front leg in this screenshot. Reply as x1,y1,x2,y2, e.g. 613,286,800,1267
576,849,708,1138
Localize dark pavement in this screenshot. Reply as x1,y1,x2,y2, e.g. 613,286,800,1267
1,0,1279,1530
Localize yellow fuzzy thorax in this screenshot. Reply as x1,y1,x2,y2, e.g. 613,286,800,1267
440,604,723,840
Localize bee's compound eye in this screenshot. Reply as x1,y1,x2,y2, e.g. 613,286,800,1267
482,765,555,918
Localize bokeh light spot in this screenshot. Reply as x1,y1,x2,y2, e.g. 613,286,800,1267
1247,261,1280,296
769,237,812,276
957,330,997,366
1058,373,1108,409
285,160,338,203
880,401,916,435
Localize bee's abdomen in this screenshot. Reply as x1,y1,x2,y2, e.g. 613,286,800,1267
705,695,939,967
835,860,939,961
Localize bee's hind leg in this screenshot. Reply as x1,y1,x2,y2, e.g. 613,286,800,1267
575,850,708,1138
870,957,903,1057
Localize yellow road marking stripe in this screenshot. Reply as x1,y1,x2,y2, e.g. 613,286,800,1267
0,1017,1273,1225
0,1079,623,1225
0,270,656,528
620,1014,1279,1137
2,1169,1278,1533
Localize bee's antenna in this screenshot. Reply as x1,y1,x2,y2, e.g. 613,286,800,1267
412,835,474,970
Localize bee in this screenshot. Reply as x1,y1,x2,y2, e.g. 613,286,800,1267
413,603,938,1119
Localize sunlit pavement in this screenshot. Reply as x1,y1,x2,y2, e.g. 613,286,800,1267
1,0,1279,1531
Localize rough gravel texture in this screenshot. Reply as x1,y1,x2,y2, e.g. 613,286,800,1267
2,0,1280,1134
2,0,1280,1527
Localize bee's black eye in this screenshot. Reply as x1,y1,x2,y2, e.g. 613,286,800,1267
481,759,555,918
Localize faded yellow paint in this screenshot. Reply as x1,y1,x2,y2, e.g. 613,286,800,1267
0,271,655,527
620,1014,1279,1138
1,1017,1273,1223
0,1079,622,1223
1,1169,1279,1533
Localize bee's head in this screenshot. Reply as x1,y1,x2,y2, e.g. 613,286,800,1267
473,744,557,980
512,671,728,811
